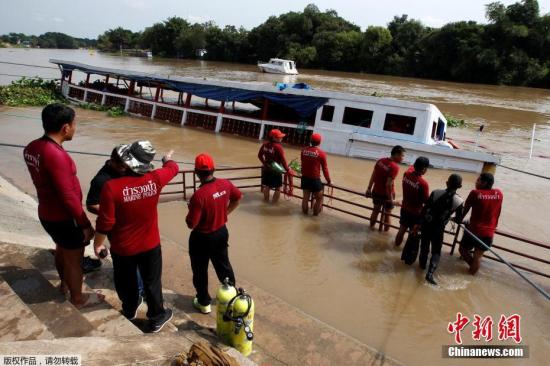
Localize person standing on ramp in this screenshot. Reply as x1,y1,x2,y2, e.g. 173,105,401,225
186,153,243,314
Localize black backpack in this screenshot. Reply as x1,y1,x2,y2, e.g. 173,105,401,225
423,190,456,227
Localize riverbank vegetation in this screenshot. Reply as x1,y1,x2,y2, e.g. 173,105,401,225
95,0,550,88
0,78,126,117
0,32,96,49
3,1,550,88
0,77,63,106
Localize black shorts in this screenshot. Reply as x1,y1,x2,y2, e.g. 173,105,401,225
460,231,493,252
399,208,421,229
261,168,283,189
40,219,88,250
301,177,323,193
372,192,394,210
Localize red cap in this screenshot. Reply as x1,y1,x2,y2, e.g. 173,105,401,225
194,153,215,171
270,129,286,139
311,133,322,144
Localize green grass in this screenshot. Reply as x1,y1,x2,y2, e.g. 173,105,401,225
0,77,64,106
444,113,467,128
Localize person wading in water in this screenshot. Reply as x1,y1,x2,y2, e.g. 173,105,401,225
418,174,464,285
300,133,331,215
258,129,290,203
395,157,430,246
366,145,405,231
459,173,503,275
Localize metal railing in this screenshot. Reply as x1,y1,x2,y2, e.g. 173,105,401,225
161,165,549,280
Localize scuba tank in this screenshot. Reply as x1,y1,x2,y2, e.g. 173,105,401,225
216,278,237,345
225,288,254,356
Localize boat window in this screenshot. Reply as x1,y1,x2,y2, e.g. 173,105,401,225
383,114,416,135
431,121,437,139
436,118,446,140
342,107,373,128
321,105,335,122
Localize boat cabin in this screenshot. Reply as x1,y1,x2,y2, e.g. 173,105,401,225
50,59,498,172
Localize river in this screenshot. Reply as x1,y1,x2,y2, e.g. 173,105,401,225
0,49,549,365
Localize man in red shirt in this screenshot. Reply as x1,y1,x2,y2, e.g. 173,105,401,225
258,129,289,203
459,173,503,275
300,133,331,215
366,145,405,230
186,153,242,314
395,156,430,246
93,141,178,332
24,103,98,309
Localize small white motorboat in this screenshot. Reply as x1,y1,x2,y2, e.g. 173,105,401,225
257,58,299,75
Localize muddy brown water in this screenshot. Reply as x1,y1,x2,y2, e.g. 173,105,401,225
1,49,549,365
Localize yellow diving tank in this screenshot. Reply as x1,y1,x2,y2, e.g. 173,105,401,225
227,288,254,357
216,278,237,345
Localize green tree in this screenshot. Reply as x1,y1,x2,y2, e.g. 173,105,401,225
97,27,138,51
359,26,393,73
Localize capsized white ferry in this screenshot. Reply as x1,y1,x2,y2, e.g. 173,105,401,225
257,58,299,75
51,59,499,173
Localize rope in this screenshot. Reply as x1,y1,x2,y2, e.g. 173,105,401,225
0,142,233,168
0,73,58,80
460,224,550,301
498,164,550,180
0,61,59,70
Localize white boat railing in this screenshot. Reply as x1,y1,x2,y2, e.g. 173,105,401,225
63,82,314,144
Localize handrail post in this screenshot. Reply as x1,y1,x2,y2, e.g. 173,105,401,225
378,207,385,231
450,223,461,256
182,171,186,201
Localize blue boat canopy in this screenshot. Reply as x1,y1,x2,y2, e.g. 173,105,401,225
53,60,327,117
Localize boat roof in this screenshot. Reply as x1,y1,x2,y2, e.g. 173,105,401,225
50,59,434,113
269,58,295,62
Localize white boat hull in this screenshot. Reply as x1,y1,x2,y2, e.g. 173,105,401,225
317,128,499,173
258,65,299,75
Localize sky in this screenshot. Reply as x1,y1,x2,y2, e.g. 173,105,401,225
1,0,550,38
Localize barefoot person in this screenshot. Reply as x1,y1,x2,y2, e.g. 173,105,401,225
300,133,331,215
94,141,178,332
258,129,289,203
459,173,503,275
186,153,242,314
395,157,430,246
366,146,405,230
23,103,100,308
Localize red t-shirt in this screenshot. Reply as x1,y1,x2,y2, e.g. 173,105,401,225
465,188,503,238
258,142,289,171
23,136,90,227
372,157,400,196
401,166,430,216
186,178,242,234
300,146,330,182
96,161,179,256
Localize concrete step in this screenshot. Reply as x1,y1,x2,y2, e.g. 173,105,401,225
0,278,54,342
0,332,256,366
0,242,95,338
18,244,143,337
